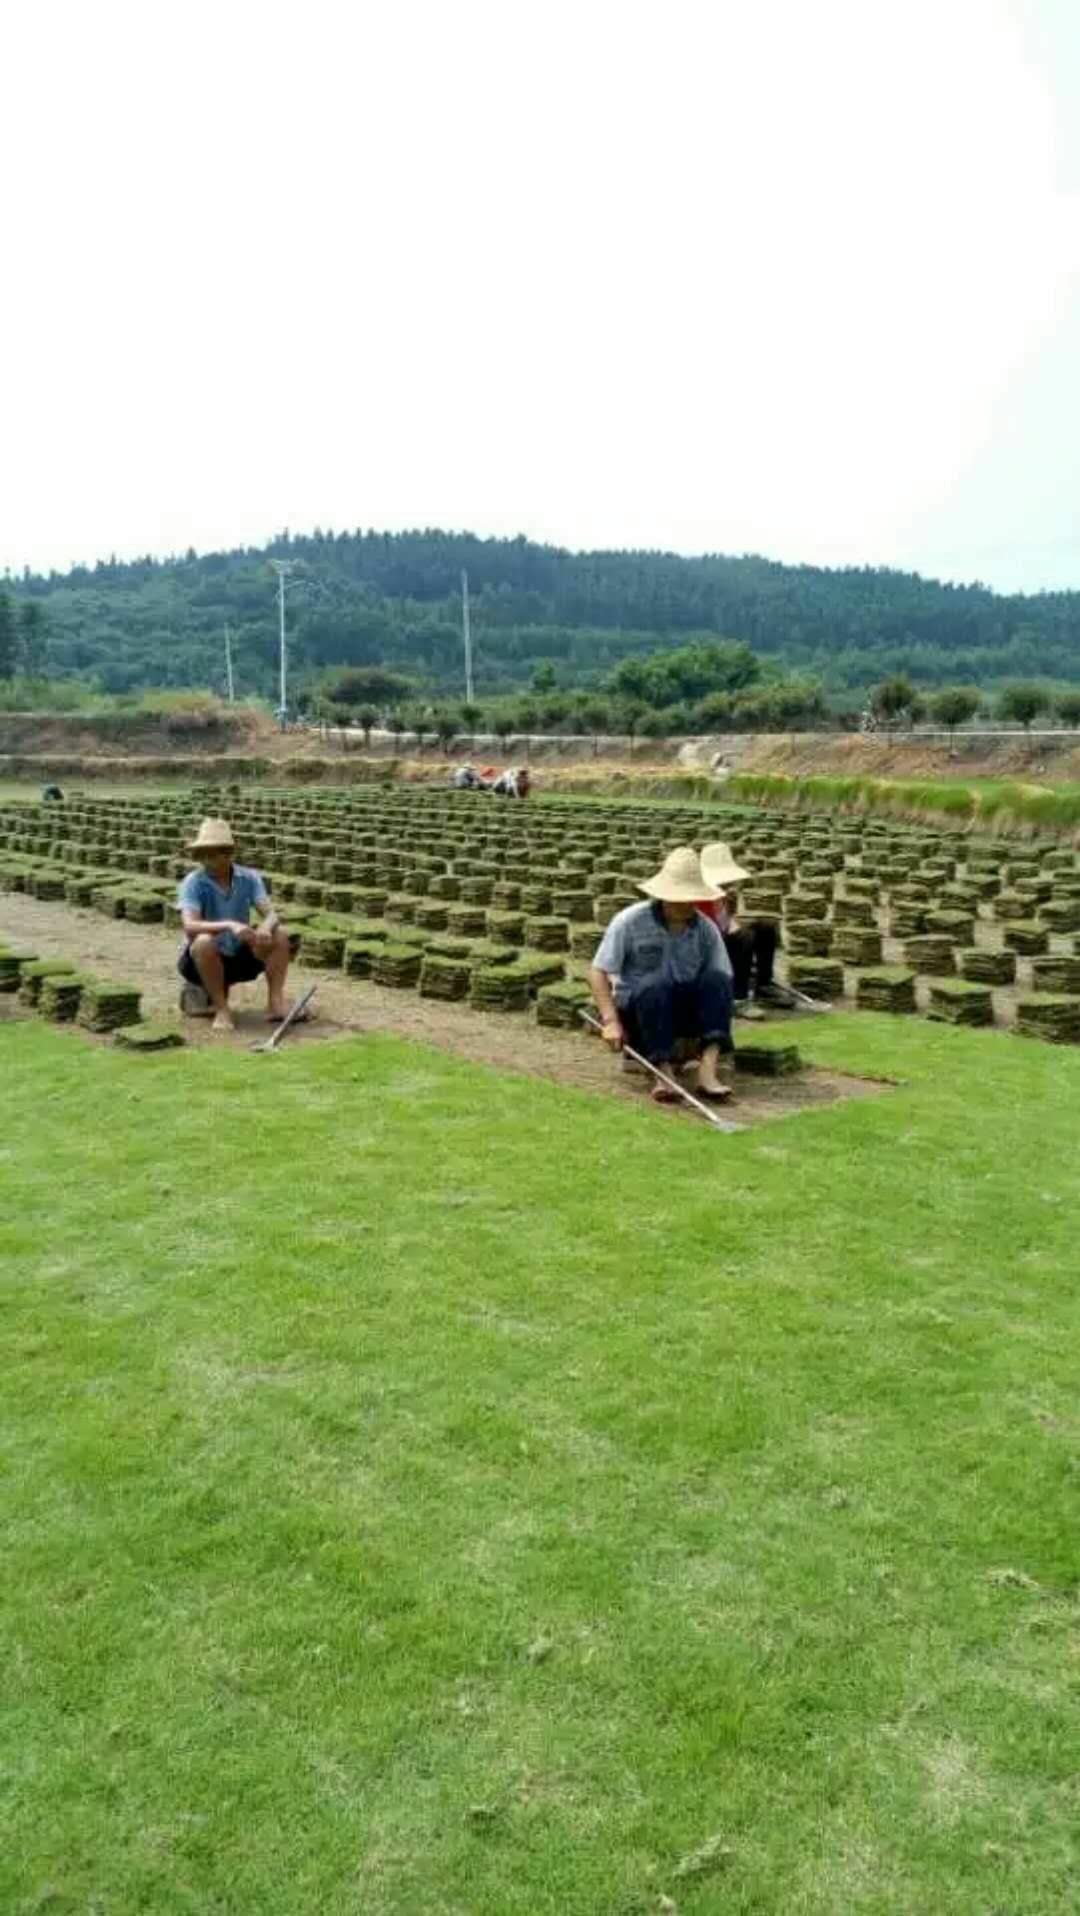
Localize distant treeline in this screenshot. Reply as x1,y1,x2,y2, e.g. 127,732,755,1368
4,526,1080,698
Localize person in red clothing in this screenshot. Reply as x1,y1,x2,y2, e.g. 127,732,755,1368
698,841,794,1009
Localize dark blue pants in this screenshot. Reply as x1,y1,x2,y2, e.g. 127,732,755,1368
620,974,734,1066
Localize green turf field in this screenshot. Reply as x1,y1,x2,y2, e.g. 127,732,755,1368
3,1016,1078,1913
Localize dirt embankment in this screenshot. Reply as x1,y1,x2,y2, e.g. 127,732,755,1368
730,730,1080,782
0,709,260,759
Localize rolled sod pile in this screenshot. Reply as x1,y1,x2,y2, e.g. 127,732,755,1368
536,979,593,1029
959,948,1016,985
855,967,917,1013
19,959,77,1007
1014,993,1080,1043
371,944,423,989
831,927,883,966
297,928,346,968
787,956,844,999
926,979,995,1027
783,921,832,957
113,1021,186,1051
78,981,142,1033
469,964,532,1012
524,915,571,952
1030,954,1080,993
419,953,471,1001
900,934,956,976
733,1040,802,1076
39,973,89,1022
1001,920,1049,956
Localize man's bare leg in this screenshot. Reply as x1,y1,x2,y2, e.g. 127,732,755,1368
189,933,235,1032
263,928,291,1020
697,1041,732,1099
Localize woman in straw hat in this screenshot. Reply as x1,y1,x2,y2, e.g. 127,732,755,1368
177,818,294,1033
589,846,735,1102
698,842,794,1010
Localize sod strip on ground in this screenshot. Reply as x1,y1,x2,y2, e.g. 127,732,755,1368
1,1014,1077,1915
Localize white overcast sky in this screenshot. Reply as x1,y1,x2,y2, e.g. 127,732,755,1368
3,0,1079,592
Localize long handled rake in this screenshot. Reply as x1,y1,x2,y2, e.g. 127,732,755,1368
578,1008,742,1133
250,983,318,1053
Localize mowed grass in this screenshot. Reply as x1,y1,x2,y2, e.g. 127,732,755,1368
2,1017,1078,1915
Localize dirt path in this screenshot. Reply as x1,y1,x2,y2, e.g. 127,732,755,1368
0,895,884,1130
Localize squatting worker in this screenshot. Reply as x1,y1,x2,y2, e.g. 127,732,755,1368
177,818,293,1034
589,846,735,1103
697,841,794,1010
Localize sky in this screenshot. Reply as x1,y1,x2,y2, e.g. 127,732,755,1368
3,0,1079,594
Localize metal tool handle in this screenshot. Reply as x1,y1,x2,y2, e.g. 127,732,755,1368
578,1007,740,1132
261,983,317,1050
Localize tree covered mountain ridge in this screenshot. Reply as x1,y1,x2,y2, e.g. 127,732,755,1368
8,525,1080,697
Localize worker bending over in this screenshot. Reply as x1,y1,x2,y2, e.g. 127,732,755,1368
698,841,794,1010
177,817,294,1034
589,846,734,1103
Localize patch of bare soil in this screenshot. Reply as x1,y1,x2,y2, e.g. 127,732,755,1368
738,731,1080,783
0,895,886,1130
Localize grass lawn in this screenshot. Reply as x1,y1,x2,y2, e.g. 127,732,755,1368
2,1015,1078,1914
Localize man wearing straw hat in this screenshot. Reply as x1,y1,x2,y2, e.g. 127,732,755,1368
177,817,292,1033
698,841,793,1010
589,846,735,1103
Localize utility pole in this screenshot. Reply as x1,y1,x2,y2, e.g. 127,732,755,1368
461,568,474,704
224,624,235,704
270,560,298,726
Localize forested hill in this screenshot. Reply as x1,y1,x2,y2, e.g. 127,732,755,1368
9,527,1080,697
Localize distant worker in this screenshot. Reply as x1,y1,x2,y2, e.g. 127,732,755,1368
589,846,734,1103
41,783,64,803
491,765,531,798
697,841,794,1010
177,817,296,1035
452,763,482,790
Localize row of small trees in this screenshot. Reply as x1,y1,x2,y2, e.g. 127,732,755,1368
0,590,49,681
868,675,1080,734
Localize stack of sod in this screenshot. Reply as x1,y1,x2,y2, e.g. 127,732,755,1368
832,896,876,928
469,963,532,1012
19,959,77,1007
733,1039,801,1076
122,891,168,925
419,953,471,1001
535,979,593,1029
786,956,844,999
925,909,976,944
569,924,600,961
30,872,67,901
299,928,347,968
78,981,142,1033
64,874,99,906
486,910,525,946
525,916,571,952
1031,954,1080,993
91,886,127,917
831,927,884,966
39,973,89,1022
854,967,917,1013
509,953,567,993
926,979,995,1027
900,934,956,976
550,887,593,921
887,906,928,938
425,935,476,960
0,949,36,993
519,886,552,915
1014,993,1080,1044
491,883,521,909
460,877,494,904
385,894,417,925
1039,898,1080,933
783,890,829,920
414,901,449,932
784,920,832,957
343,937,386,978
113,1022,186,1051
741,888,783,917
959,948,1016,985
430,873,461,900
1001,920,1049,957
447,905,488,938
371,944,423,989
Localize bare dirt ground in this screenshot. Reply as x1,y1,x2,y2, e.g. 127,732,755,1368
0,894,888,1131
734,730,1080,782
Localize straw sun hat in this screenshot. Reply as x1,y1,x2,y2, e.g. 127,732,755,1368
700,841,751,888
638,845,720,903
187,816,236,853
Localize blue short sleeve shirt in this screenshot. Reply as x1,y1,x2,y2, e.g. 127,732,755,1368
178,863,269,955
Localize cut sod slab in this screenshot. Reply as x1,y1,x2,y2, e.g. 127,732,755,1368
77,982,143,1033
1014,992,1080,1044
18,958,78,1007
926,978,995,1027
854,967,917,1013
733,1039,802,1075
112,1021,186,1051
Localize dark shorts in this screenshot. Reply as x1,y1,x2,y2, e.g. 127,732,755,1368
177,942,266,988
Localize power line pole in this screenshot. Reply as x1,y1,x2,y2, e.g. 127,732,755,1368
270,560,297,725
461,569,474,704
224,624,235,704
